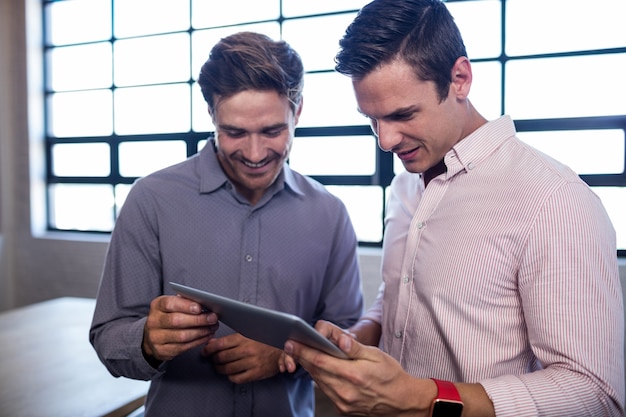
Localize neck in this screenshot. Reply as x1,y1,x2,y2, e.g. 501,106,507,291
422,159,447,187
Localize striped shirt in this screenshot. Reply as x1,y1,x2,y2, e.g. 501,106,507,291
364,116,624,416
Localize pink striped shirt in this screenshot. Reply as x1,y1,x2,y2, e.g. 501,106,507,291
364,116,625,416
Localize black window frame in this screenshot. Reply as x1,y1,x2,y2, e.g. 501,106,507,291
41,0,626,256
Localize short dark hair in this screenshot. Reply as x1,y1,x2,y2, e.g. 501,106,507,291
335,0,467,101
198,32,304,113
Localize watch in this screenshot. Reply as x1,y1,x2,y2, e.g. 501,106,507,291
429,379,464,417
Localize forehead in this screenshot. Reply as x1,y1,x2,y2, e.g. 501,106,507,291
214,90,294,126
353,60,437,118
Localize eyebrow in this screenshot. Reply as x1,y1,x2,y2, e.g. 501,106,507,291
358,105,418,120
218,122,289,133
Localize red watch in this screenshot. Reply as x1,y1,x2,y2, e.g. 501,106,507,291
429,379,464,417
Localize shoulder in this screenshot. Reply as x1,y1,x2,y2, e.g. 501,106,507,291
285,167,346,207
132,154,199,194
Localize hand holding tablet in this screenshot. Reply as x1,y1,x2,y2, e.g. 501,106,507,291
170,282,349,359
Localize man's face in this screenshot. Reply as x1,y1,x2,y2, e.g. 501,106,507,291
212,90,301,205
353,59,465,174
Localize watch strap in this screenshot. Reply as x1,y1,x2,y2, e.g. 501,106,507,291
431,378,462,402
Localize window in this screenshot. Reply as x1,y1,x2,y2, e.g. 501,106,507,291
43,0,626,255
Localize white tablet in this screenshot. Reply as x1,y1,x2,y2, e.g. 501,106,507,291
170,282,349,359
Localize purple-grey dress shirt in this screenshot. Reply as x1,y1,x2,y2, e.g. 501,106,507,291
90,140,364,417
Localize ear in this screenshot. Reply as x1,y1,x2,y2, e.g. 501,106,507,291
450,56,473,99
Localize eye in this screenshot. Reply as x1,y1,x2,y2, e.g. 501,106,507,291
263,126,287,137
222,129,246,138
390,112,413,121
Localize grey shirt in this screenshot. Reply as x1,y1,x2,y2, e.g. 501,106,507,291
90,140,364,417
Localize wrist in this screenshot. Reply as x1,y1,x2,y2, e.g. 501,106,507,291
429,379,463,417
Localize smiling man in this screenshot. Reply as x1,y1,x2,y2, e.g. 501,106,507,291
90,32,364,417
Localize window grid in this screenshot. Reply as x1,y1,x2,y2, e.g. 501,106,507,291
42,0,626,256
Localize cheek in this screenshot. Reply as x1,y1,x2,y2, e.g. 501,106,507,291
273,135,293,158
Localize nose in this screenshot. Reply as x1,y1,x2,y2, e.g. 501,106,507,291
244,134,265,162
375,120,402,152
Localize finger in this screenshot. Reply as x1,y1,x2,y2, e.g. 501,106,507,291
280,353,298,373
157,294,205,315
313,320,354,347
145,327,216,362
202,333,243,357
284,331,362,374
151,298,218,330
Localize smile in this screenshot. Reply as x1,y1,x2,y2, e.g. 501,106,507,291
396,146,420,161
243,160,269,168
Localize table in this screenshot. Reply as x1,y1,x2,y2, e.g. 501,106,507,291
0,297,149,417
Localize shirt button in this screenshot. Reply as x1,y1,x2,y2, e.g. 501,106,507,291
417,222,424,229
239,386,247,395
467,162,475,170
402,275,409,284
394,330,403,339
245,254,252,262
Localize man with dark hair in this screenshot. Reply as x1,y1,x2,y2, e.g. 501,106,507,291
90,32,363,417
283,1,624,416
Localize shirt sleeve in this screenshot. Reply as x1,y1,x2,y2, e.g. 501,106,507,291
361,282,384,323
314,199,364,328
89,183,165,380
480,181,625,416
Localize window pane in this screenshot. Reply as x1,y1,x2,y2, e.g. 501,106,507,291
298,72,363,128
469,61,502,120
45,0,111,46
282,0,367,17
506,0,626,56
52,143,111,176
49,184,114,231
114,84,191,135
48,90,113,137
192,0,279,28
192,82,214,132
191,23,281,82
518,130,625,175
282,13,357,72
114,33,190,87
327,185,383,243
592,187,626,251
114,0,190,38
505,54,626,119
290,136,376,175
119,140,187,177
48,43,112,91
115,184,134,217
446,0,501,60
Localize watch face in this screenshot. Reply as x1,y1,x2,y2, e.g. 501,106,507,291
432,399,463,417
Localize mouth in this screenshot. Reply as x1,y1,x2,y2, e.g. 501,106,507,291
242,159,270,169
396,146,420,161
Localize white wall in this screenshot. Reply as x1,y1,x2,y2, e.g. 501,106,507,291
0,0,625,314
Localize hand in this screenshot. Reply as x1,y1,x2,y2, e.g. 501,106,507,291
202,333,283,384
142,295,219,364
284,320,430,417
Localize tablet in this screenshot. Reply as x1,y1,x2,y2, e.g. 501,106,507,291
170,282,349,359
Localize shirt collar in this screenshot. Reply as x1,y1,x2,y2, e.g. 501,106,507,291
444,115,516,179
197,138,305,198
